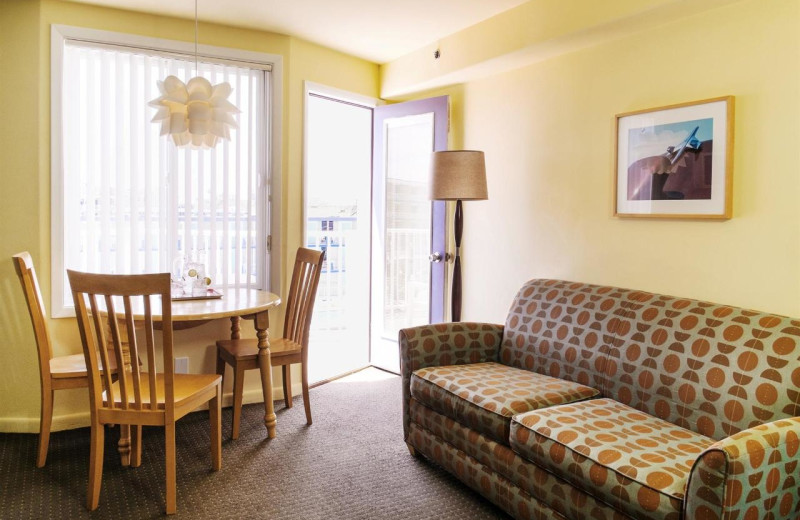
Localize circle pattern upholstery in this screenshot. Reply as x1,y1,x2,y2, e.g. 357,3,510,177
400,280,800,520
501,279,800,440
411,362,598,443
512,398,714,520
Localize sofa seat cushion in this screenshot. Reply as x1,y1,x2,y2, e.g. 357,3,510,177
510,398,714,520
410,362,599,445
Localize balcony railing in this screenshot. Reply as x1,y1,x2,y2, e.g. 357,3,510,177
306,224,429,334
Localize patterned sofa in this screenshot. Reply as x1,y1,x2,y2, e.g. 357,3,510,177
399,279,800,520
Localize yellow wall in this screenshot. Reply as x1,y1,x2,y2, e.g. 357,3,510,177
0,0,379,432
442,0,800,323
380,0,743,98
0,0,44,429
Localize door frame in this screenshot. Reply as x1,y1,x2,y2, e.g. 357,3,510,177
301,88,449,378
302,81,381,251
302,82,380,383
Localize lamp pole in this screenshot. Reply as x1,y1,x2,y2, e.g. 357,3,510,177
452,199,463,321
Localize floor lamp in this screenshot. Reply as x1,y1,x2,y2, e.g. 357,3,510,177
430,150,488,322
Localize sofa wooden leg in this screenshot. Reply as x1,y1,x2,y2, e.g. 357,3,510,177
406,443,420,458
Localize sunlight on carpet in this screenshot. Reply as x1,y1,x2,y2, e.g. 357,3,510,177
330,366,398,384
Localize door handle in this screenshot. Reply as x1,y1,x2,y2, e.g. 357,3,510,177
429,252,451,263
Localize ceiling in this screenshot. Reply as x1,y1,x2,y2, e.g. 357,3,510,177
65,0,529,64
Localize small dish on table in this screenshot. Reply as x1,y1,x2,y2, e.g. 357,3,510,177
171,288,223,301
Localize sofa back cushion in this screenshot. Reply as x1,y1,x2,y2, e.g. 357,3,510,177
604,290,800,440
499,279,635,389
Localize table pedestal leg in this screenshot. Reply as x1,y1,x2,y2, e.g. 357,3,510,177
230,316,241,340
108,318,133,466
254,312,276,438
118,424,131,466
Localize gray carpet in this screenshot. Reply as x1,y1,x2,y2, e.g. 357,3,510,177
0,369,508,519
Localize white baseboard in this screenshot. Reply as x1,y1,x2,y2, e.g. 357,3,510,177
0,412,92,434
0,384,302,434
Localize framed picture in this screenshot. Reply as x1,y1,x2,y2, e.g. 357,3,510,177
614,96,734,219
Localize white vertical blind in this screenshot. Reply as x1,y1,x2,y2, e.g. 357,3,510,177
59,42,269,308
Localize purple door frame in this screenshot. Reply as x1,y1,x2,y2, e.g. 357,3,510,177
372,96,449,324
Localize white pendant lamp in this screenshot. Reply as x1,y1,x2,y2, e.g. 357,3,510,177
149,0,238,148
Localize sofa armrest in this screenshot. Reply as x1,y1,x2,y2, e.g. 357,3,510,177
684,417,800,519
399,322,503,440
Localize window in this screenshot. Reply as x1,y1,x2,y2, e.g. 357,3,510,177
51,26,282,316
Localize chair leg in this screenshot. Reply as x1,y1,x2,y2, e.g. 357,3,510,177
131,425,142,468
301,362,312,425
282,364,292,408
231,365,245,440
165,421,176,515
215,350,226,382
87,420,104,511
210,384,222,471
37,387,53,468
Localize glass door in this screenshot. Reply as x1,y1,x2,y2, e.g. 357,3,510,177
304,90,374,383
371,96,449,373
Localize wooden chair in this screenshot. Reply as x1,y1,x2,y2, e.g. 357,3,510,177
12,252,119,468
216,247,324,439
68,270,221,514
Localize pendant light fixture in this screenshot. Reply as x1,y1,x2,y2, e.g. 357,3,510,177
149,0,239,148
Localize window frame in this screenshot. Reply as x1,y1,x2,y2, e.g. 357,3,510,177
50,24,283,317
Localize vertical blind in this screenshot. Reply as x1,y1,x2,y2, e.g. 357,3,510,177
59,41,269,307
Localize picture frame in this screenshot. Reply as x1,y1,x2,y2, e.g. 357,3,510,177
614,96,734,219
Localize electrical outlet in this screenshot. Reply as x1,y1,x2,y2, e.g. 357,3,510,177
175,357,189,374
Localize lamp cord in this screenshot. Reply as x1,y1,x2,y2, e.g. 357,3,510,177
194,0,198,75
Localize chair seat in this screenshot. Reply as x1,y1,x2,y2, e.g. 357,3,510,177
216,337,302,361
105,372,220,409
411,362,599,444
50,352,118,379
510,398,715,520
49,353,89,378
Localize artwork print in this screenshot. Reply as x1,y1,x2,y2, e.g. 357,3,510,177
626,118,713,201
614,97,733,219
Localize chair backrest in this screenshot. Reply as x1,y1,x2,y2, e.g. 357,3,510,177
283,248,325,352
12,252,53,381
68,270,174,415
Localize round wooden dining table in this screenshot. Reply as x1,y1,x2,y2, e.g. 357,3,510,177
104,288,281,464
172,288,282,433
